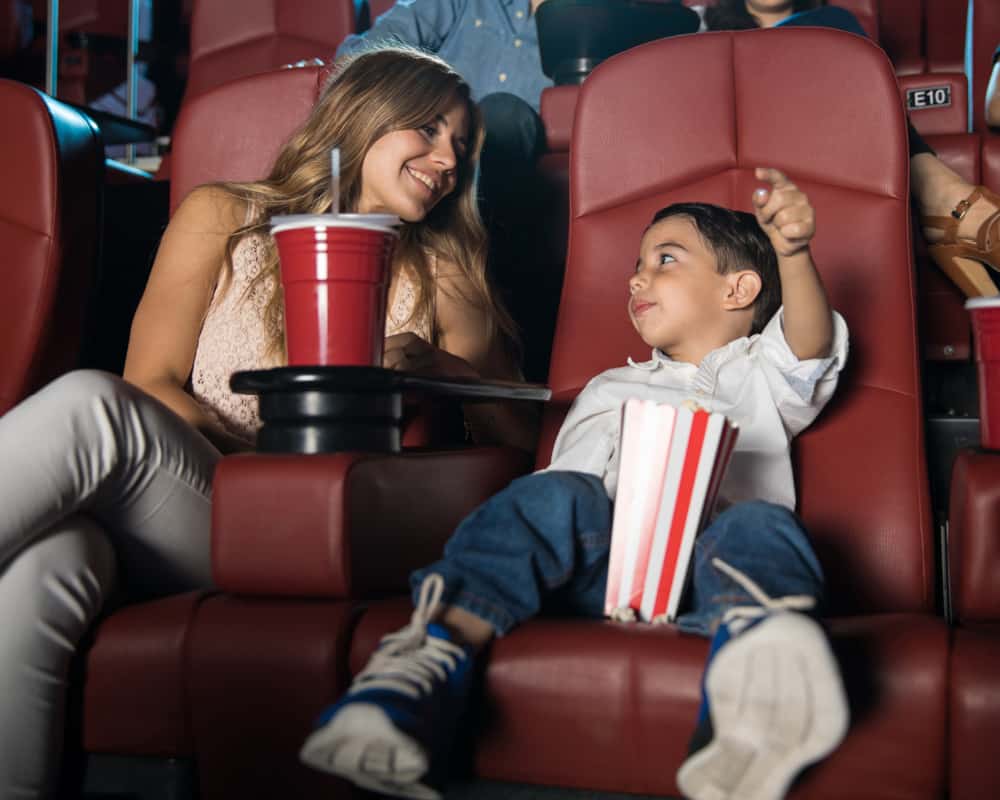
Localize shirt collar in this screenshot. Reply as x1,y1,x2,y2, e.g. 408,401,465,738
627,335,755,372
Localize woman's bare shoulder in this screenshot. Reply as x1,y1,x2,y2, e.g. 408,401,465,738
170,184,249,237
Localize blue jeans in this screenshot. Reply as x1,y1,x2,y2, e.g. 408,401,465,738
411,471,825,637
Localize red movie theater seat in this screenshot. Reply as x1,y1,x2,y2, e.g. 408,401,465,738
201,28,947,798
0,79,102,417
183,0,354,101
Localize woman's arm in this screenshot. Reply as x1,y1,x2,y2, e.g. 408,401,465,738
383,266,541,452
123,186,252,454
437,270,541,453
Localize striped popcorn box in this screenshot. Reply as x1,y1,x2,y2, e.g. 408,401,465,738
605,398,739,623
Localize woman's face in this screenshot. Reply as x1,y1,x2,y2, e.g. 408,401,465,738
357,98,471,222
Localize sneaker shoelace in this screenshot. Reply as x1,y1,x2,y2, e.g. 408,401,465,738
350,574,466,700
713,557,816,635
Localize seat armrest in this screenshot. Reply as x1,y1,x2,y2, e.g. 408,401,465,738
949,449,1000,621
212,447,533,598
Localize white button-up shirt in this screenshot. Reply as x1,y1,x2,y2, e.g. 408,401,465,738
545,309,850,512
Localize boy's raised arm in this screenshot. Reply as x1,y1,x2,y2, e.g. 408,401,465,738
752,167,834,360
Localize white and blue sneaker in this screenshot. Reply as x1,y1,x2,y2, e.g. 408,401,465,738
676,558,849,800
300,574,474,799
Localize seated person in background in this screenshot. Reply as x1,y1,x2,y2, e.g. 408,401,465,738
988,45,1000,128
702,0,1000,298
301,168,851,800
0,46,534,800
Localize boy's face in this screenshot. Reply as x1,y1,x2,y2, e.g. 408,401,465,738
628,216,741,362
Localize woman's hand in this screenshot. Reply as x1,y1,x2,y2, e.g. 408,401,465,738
382,332,480,380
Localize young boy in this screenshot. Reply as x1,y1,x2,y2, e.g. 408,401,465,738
300,168,851,800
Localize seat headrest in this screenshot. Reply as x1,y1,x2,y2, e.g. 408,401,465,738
571,28,905,220
170,64,324,212
552,28,911,396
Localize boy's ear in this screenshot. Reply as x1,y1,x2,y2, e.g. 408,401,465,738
722,269,762,311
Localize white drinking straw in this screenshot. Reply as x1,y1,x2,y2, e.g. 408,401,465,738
330,147,341,216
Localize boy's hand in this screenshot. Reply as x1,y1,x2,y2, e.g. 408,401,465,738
752,167,815,258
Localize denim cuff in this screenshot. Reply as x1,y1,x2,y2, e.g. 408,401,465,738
410,569,518,636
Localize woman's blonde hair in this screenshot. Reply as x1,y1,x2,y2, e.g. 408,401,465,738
216,45,518,359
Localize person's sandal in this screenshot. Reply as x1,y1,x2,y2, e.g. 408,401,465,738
921,186,1000,298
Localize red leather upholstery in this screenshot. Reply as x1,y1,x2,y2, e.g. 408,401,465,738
970,0,1000,132
83,592,207,756
900,72,969,135
0,79,101,416
540,85,578,153
948,451,1000,622
947,451,1000,799
186,597,359,798
877,0,926,74
169,64,324,212
184,0,354,101
351,601,948,797
924,0,968,74
950,624,1000,800
212,449,533,597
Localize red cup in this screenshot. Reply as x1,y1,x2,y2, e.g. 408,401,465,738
271,214,400,366
967,297,1000,449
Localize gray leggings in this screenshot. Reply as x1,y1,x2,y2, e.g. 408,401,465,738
0,370,219,799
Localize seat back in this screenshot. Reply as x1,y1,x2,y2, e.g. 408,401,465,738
169,64,324,211
925,0,968,73
0,79,102,415
185,0,354,100
541,29,933,616
877,0,925,74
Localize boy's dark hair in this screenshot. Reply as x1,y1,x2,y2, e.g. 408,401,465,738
704,0,821,31
650,202,781,335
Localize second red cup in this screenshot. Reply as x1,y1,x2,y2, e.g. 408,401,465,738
966,297,1000,450
271,214,400,366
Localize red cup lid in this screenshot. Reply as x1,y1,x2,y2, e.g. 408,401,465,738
965,297,1000,310
270,213,401,236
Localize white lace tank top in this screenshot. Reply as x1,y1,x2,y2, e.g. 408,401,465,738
190,230,433,444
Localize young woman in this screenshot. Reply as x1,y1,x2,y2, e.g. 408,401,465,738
702,0,1000,298
0,46,533,799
